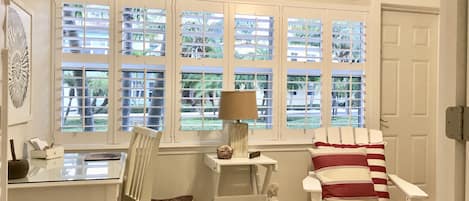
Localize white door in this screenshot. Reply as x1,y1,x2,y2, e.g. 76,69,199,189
381,11,437,201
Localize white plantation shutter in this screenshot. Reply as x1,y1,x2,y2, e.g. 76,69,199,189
121,8,166,56
286,69,321,129
331,70,365,127
56,1,112,137
287,18,322,62
332,20,366,63
235,14,274,60
120,64,165,131
180,11,224,58
234,68,273,129
180,66,223,131
60,62,109,132
62,3,110,55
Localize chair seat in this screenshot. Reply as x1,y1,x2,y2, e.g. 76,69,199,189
152,195,193,201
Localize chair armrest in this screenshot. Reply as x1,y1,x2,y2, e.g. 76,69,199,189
388,174,428,199
303,172,322,193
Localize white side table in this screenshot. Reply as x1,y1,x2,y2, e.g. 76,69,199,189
204,154,278,201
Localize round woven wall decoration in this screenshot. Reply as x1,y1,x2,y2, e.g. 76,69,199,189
7,7,30,108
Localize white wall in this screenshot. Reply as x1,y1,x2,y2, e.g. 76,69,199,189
382,0,440,8
437,1,466,201
152,150,311,201
1,0,52,160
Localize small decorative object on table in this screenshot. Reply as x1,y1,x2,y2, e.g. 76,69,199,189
216,145,233,159
249,151,261,159
29,138,64,160
8,139,29,179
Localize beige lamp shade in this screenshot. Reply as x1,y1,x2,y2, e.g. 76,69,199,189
218,91,258,120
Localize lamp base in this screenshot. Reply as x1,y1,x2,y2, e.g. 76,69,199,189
228,122,248,158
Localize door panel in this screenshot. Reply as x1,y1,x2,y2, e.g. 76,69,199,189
381,11,437,201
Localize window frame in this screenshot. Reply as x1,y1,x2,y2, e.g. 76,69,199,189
174,0,229,143
53,0,115,145
52,0,379,146
229,4,280,141
115,0,172,144
281,7,325,140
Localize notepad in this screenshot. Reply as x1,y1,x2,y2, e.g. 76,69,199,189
84,152,122,161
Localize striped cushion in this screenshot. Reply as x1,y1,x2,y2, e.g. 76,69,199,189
315,142,390,201
309,147,378,201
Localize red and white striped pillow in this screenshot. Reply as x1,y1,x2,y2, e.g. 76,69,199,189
309,147,378,201
314,142,390,201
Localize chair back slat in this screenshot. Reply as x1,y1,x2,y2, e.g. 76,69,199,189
355,128,369,144
121,127,162,201
130,134,143,198
340,127,355,144
314,128,327,142
369,129,383,144
134,135,147,200
327,127,341,144
137,136,153,199
313,127,383,145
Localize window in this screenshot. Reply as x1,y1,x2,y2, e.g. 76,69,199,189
235,68,273,129
287,18,322,62
332,21,366,63
122,8,166,56
54,1,374,145
62,3,110,55
235,15,274,60
61,62,109,132
286,69,321,129
59,2,111,134
180,66,223,131
180,11,224,58
121,65,165,131
331,70,365,127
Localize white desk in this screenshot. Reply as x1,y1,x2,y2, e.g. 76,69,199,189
204,154,278,201
8,153,126,201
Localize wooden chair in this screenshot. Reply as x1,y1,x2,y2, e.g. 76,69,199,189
302,127,428,201
120,126,193,201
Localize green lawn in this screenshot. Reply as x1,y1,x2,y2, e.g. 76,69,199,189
62,116,361,132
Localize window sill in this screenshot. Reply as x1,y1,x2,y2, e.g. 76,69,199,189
62,139,313,155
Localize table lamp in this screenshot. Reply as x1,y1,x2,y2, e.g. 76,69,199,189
218,91,258,158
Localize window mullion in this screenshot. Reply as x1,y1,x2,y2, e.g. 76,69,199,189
81,65,86,130
143,69,148,127
348,74,353,125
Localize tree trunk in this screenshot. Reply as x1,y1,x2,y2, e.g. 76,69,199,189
122,72,132,131
121,8,133,131
147,73,164,130
63,88,75,122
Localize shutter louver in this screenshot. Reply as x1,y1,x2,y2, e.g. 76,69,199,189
180,11,224,59
121,64,165,131
286,69,321,129
122,8,166,56
287,18,322,62
332,21,366,63
331,70,365,127
235,15,274,60
62,3,110,55
235,68,273,129
180,66,223,131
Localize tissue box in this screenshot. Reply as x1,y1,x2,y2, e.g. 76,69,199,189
30,146,64,160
